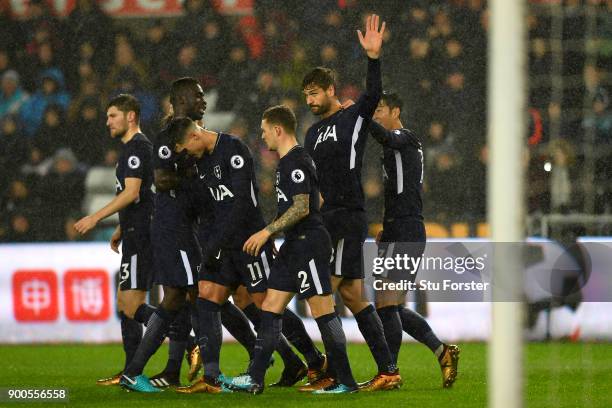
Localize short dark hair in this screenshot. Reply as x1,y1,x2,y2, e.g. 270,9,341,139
165,117,196,149
302,67,336,91
380,91,403,112
107,94,140,122
170,77,199,106
262,105,297,134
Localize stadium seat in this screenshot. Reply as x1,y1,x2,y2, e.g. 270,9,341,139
85,167,117,195
425,222,449,238
477,222,490,237
451,222,469,237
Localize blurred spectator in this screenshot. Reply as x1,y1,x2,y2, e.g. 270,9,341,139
279,44,310,92
66,0,113,49
0,70,29,119
0,116,28,188
105,40,149,94
107,69,157,128
582,90,612,143
425,150,464,224
238,16,265,60
0,48,13,78
217,45,257,111
20,68,70,136
23,41,64,92
159,43,204,88
35,104,69,157
143,20,174,92
548,139,577,213
238,69,282,131
5,214,35,242
68,98,110,165
37,148,86,241
198,18,230,80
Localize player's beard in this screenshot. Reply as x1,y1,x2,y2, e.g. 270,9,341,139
311,98,331,117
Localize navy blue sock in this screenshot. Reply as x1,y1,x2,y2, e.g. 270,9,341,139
165,304,190,373
197,298,222,379
398,305,443,354
221,301,256,359
248,311,282,385
133,303,156,325
120,312,142,372
124,306,175,377
282,309,324,369
355,304,395,373
377,305,403,366
242,303,301,368
315,313,356,388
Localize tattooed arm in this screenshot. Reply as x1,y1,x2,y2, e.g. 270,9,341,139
266,194,309,235
243,194,309,256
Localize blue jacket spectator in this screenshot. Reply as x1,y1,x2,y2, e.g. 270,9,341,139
0,70,29,119
20,68,70,136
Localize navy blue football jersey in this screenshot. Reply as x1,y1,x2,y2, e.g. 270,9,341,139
195,133,265,254
304,58,382,211
152,127,199,232
116,132,153,232
275,145,324,240
369,121,424,221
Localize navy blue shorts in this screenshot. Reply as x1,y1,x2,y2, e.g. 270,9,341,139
267,228,333,300
378,218,426,283
322,208,367,279
151,227,201,288
200,241,273,293
119,230,154,291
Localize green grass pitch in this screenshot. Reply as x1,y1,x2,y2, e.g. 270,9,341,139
1,342,610,407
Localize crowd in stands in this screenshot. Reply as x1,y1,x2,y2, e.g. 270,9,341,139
0,0,611,242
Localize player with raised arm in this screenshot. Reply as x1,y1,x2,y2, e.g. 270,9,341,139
301,14,400,391
74,94,155,387
227,105,358,395
369,91,460,388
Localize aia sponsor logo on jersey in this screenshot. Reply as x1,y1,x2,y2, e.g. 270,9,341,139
314,125,337,150
209,185,234,201
276,187,288,202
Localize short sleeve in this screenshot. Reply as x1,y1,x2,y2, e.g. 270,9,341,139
124,143,147,179
228,139,253,182
286,161,311,196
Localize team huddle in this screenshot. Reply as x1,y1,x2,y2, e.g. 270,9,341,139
74,15,459,395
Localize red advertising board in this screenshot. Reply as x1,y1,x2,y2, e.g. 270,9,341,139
64,269,110,321
12,269,59,322
8,0,253,18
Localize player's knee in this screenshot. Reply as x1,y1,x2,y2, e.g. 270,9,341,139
231,286,251,309
161,287,187,312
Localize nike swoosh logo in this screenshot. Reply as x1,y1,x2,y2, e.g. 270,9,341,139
123,375,137,385
215,250,222,259
299,287,309,294
251,279,263,287
200,174,205,179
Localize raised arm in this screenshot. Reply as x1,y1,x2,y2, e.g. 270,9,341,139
356,14,385,117
369,120,420,150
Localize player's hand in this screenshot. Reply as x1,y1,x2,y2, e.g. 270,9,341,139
74,215,98,235
357,14,386,59
375,230,383,245
110,226,122,253
341,99,355,109
243,229,271,257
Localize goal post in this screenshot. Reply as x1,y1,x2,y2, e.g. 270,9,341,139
488,0,526,407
